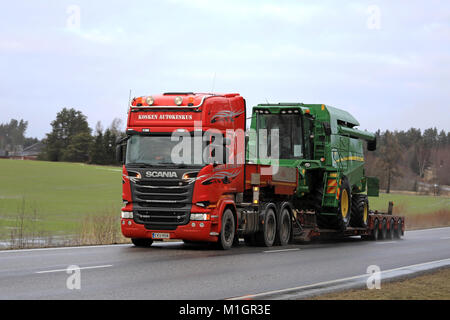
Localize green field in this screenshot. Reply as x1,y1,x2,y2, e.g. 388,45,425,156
369,193,450,215
0,159,449,241
0,159,122,239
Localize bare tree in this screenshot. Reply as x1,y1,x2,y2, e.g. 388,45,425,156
378,131,403,193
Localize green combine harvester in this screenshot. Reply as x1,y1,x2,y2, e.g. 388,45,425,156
247,103,388,234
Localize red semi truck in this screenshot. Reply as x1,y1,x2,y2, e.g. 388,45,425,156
117,92,404,249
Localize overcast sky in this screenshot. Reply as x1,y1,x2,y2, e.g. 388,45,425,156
1,0,449,138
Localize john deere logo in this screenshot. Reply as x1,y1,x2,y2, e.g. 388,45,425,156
145,171,178,178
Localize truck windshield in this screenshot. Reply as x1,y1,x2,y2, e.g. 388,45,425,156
257,113,303,159
126,134,207,167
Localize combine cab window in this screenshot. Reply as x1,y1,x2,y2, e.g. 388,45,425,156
257,113,303,159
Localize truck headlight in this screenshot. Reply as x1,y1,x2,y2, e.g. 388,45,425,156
121,211,133,219
190,213,210,221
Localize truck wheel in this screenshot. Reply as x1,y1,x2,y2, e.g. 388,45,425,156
380,219,387,240
387,219,395,239
336,177,352,230
255,206,277,247
131,238,153,247
372,219,380,240
395,219,403,239
275,205,292,246
350,194,369,228
217,209,235,250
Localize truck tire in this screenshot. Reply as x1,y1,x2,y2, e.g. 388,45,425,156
217,209,235,250
131,238,153,247
379,219,387,240
350,194,369,228
275,204,292,246
255,206,277,247
336,177,352,230
395,218,403,239
387,219,395,239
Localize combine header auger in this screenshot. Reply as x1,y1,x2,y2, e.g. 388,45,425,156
117,93,405,249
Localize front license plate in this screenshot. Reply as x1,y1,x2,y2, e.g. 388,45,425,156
152,232,170,239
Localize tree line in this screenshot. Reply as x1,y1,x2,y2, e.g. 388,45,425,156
364,128,450,192
39,108,124,165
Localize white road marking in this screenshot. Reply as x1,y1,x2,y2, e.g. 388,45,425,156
36,264,113,274
227,258,450,300
263,248,300,253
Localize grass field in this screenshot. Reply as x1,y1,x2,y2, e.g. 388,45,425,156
0,159,449,244
369,193,450,215
0,159,122,240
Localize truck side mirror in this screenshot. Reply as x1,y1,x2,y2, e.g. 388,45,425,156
322,122,332,136
115,135,129,163
116,145,124,163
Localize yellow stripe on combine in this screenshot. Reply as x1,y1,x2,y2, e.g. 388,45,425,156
335,156,364,163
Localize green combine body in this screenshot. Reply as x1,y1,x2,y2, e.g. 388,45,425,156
247,103,379,230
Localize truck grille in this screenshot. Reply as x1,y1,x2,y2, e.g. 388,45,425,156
131,177,194,228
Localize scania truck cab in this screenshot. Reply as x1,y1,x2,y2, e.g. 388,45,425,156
118,93,247,249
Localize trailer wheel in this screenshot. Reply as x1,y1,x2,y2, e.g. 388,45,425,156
387,219,395,240
380,219,387,240
395,219,403,239
350,194,369,228
255,206,277,247
131,238,153,247
275,205,292,246
217,209,235,250
372,219,380,241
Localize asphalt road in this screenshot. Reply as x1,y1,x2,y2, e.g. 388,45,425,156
0,227,449,299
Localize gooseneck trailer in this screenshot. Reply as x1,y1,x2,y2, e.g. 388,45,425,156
117,93,404,249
